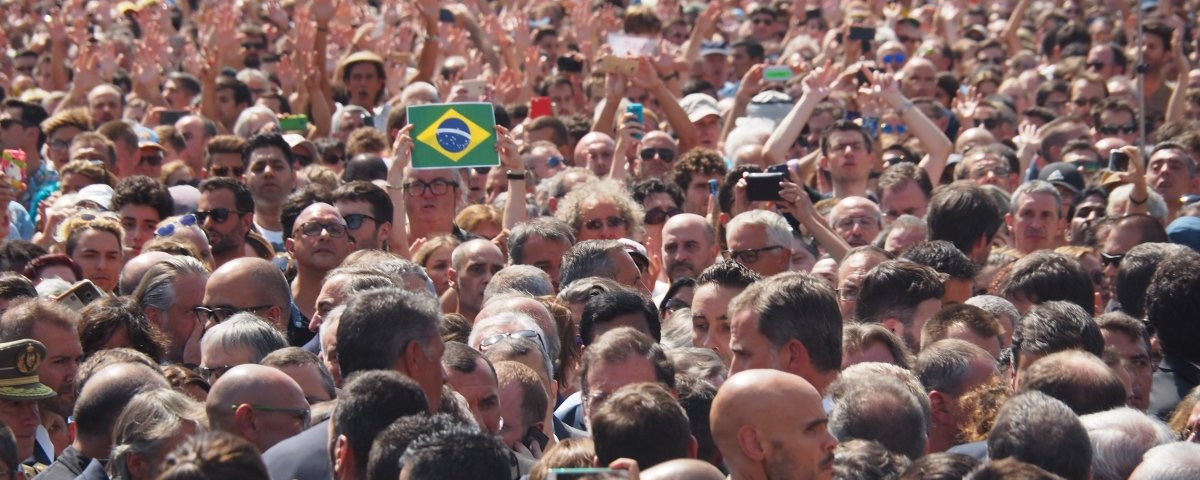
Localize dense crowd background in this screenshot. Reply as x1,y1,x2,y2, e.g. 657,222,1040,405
0,0,1196,478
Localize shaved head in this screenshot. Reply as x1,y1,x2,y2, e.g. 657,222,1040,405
642,459,725,480
205,364,309,451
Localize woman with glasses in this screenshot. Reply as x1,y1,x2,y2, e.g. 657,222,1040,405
555,179,644,242
60,211,124,292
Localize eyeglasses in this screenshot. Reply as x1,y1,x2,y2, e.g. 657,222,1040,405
1072,97,1102,107
583,216,627,231
751,17,774,25
880,123,907,135
155,213,198,238
1070,160,1101,173
479,330,546,352
294,154,312,164
1182,424,1198,442
969,165,1011,178
343,213,378,230
974,118,1000,129
837,286,859,301
725,245,785,264
1100,251,1124,268
194,207,243,224
242,42,267,51
209,165,245,177
139,153,164,166
296,222,348,238
644,207,683,226
199,364,235,381
323,154,344,165
639,148,677,163
882,53,906,64
1086,61,1107,71
834,216,879,230
546,156,563,167
232,404,311,428
1098,123,1137,135
404,179,458,197
193,304,275,324
977,56,1004,65
897,35,920,44
0,118,26,129
1181,194,1200,206
49,139,71,151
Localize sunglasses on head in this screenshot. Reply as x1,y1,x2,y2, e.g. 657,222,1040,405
343,213,377,230
583,216,627,231
644,207,683,226
194,207,242,224
1098,124,1137,135
155,213,198,238
210,165,245,177
639,148,676,162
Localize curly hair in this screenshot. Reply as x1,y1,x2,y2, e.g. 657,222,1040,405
554,178,645,239
60,160,116,189
956,375,1013,443
62,212,125,255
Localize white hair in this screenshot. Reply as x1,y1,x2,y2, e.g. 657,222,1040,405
1107,184,1169,224
828,196,883,227
723,117,775,159
726,210,793,250
965,295,1020,326
1080,407,1175,480
467,312,546,352
1128,442,1200,480
232,105,280,138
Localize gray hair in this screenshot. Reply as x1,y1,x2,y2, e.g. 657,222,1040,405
1009,180,1062,214
133,256,210,312
557,276,626,304
232,105,280,139
1012,300,1104,371
483,265,554,301
660,308,695,350
554,178,645,239
828,376,928,460
1128,442,1200,480
108,389,206,480
723,117,774,159
200,313,288,363
348,259,437,298
916,339,996,396
726,210,793,250
965,295,1020,328
508,217,576,265
832,362,931,430
1080,407,1175,480
480,335,554,383
873,214,927,249
1107,183,1169,223
559,240,625,290
468,312,546,350
666,347,727,386
331,104,370,134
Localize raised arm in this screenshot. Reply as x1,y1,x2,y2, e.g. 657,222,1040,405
387,125,414,258
496,126,530,230
864,69,953,183
1165,29,1191,123
633,58,699,153
779,181,850,261
1002,0,1032,55
720,64,766,145
762,63,837,165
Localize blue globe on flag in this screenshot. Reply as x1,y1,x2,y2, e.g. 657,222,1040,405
435,118,472,153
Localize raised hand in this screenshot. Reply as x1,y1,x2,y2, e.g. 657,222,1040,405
390,124,415,176
495,125,522,171
737,64,767,100
311,0,340,26
801,60,836,100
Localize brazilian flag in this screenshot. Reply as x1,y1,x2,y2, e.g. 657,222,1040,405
408,102,499,169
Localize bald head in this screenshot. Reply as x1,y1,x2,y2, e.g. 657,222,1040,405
74,363,169,445
955,127,997,151
206,364,309,451
118,251,174,295
204,257,292,330
661,213,718,281
829,197,883,247
642,459,725,480
295,202,344,228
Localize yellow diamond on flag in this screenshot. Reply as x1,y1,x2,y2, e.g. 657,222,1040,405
414,108,493,163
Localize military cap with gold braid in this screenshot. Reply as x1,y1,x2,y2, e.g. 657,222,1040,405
0,340,55,401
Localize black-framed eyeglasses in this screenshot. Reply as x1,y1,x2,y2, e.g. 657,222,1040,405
210,165,246,177
977,56,1004,65
242,42,267,51
479,330,545,352
1100,251,1124,268
1072,97,1102,107
1086,61,1107,71
639,148,676,162
1098,123,1137,135
193,304,275,324
583,216,627,231
969,165,1011,178
199,364,235,381
343,213,378,230
724,245,785,264
404,179,458,197
195,207,243,224
297,222,348,238
644,207,683,226
973,118,999,129
232,403,311,428
139,153,164,166
155,213,198,238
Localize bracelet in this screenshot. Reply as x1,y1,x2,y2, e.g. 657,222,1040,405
899,101,915,114
424,34,440,42
316,25,329,32
386,183,405,191
1129,194,1148,205
506,170,527,180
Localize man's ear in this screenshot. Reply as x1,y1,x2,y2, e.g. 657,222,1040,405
737,426,766,461
784,339,811,375
378,222,393,249
144,305,164,329
285,237,296,255
233,404,258,440
881,316,904,338
447,267,459,289
818,155,830,171
928,391,953,426
401,340,424,378
1004,212,1014,232
548,196,559,215
240,211,255,235
333,434,352,475
687,435,699,459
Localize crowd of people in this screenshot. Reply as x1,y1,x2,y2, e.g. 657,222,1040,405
0,0,1197,478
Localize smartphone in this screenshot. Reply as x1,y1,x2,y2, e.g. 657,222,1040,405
279,114,309,132
625,103,643,139
556,55,584,73
766,162,790,183
459,79,486,100
806,8,822,20
548,468,629,480
55,280,106,311
438,8,455,23
530,97,553,120
522,426,549,451
708,178,720,196
159,110,188,126
763,65,792,83
596,55,638,76
849,26,876,41
1108,150,1129,171
746,172,785,202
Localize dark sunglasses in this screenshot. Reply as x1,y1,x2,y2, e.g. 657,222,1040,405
1100,251,1124,268
343,213,378,230
297,222,348,238
639,148,677,162
644,207,683,226
155,213,198,238
1086,61,1107,70
583,216,627,231
210,165,246,177
974,118,999,129
479,330,546,352
1098,123,1137,135
242,42,267,51
194,207,242,224
139,153,164,166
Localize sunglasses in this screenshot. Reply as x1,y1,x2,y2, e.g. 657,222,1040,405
1086,61,1107,70
242,42,267,51
547,156,563,167
1072,97,1102,107
1098,124,1137,135
1070,161,1101,173
882,53,906,64
974,118,1000,129
0,118,25,129
193,304,274,324
639,148,676,162
751,17,774,25
210,165,246,177
644,207,683,226
194,207,243,224
479,329,546,352
1100,251,1124,268
155,213,198,238
323,154,344,165
233,404,311,429
343,213,377,230
297,222,348,238
880,123,907,134
583,216,627,231
897,35,920,44
139,153,164,166
724,245,785,264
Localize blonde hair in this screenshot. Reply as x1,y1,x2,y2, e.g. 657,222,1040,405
454,205,503,235
60,160,116,188
412,235,461,268
62,212,124,256
299,164,340,192
554,178,645,239
159,160,194,185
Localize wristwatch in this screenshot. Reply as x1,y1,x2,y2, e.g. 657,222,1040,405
506,170,526,180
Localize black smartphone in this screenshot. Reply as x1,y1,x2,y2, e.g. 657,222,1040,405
806,8,822,21
849,26,876,41
746,172,785,202
557,55,584,73
159,110,187,126
1108,150,1129,171
438,8,455,23
523,426,549,451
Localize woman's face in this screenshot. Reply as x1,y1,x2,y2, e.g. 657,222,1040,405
61,172,97,194
71,229,123,292
575,199,629,241
423,246,454,296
